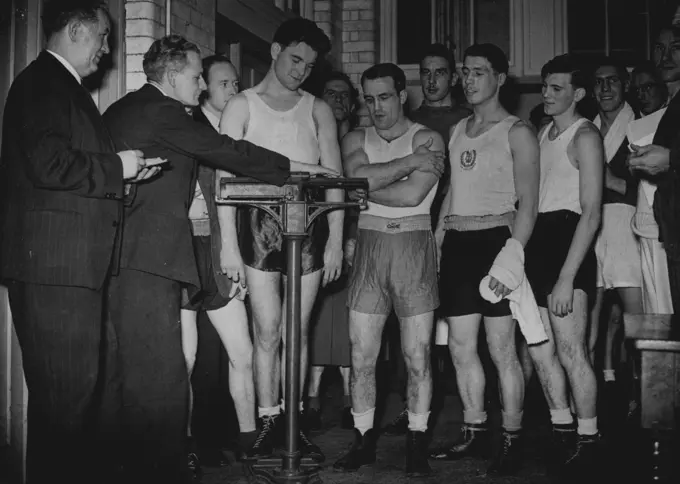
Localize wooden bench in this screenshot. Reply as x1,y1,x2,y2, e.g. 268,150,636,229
623,313,679,482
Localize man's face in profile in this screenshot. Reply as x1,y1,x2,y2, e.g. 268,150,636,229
172,51,207,107
70,9,111,78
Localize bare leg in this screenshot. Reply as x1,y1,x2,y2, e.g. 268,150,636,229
446,314,484,418
603,302,621,374
528,308,570,412
611,287,643,369
281,269,323,407
400,312,434,415
180,309,199,436
349,310,389,413
307,366,325,399
550,290,597,419
340,366,351,397
518,337,535,386
588,287,605,365
484,316,524,418
208,299,256,432
246,267,282,408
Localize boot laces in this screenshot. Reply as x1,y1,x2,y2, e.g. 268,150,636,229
253,415,276,448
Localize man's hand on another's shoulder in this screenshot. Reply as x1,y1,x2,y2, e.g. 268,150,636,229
412,136,446,178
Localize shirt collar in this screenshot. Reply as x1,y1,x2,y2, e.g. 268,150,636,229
47,50,81,84
147,81,169,97
201,106,221,131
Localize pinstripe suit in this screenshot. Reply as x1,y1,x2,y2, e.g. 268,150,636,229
100,84,290,482
0,51,124,484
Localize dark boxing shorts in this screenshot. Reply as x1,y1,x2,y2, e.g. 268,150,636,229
238,206,329,276
438,225,512,318
524,210,597,308
182,235,234,311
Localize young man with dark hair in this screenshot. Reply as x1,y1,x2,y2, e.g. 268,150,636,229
588,57,642,395
382,42,472,437
631,61,668,116
333,62,446,477
428,43,539,476
220,18,342,463
524,54,604,476
0,1,151,482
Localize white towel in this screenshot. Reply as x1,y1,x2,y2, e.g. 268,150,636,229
479,238,548,345
594,102,635,164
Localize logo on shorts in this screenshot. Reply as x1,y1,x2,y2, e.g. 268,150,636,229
460,149,477,170
386,222,401,230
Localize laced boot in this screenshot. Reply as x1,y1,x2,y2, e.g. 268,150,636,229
298,422,325,462
244,414,280,460
333,428,378,472
429,423,489,460
562,433,600,478
486,430,523,476
382,408,408,436
405,430,432,477
546,423,576,475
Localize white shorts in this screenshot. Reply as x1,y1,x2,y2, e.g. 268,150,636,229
595,204,642,289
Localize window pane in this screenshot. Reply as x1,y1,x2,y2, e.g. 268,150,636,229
397,0,432,64
568,0,606,54
475,0,510,59
608,1,648,64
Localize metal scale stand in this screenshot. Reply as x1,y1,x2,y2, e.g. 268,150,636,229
217,173,368,484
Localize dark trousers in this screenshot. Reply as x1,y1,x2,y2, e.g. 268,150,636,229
7,281,105,484
668,258,680,316
102,268,189,483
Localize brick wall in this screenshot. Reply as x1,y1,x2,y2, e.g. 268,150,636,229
124,0,216,92
339,0,376,87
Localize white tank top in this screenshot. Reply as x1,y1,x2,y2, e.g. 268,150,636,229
362,123,438,219
447,115,518,217
538,118,589,214
242,88,320,164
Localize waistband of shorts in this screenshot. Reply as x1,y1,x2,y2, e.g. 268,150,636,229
443,212,514,232
358,214,431,233
190,218,211,236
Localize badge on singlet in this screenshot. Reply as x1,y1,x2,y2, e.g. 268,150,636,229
460,149,477,170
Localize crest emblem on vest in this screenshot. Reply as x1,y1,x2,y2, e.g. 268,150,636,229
460,149,477,170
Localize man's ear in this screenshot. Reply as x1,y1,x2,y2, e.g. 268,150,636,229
399,89,408,105
167,69,178,88
67,19,82,42
271,42,282,61
574,86,586,103
450,71,459,88
497,72,507,89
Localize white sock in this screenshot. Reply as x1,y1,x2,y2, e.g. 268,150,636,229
577,417,598,436
258,405,280,419
462,409,487,425
407,410,430,432
603,369,615,382
550,408,574,426
280,401,304,413
352,407,375,435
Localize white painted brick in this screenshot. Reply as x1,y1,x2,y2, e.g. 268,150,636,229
126,53,145,73
125,1,157,20
359,9,374,20
343,62,372,74
315,1,331,11
126,18,158,37
126,71,147,91
343,0,372,10
343,41,373,53
342,20,373,31
125,36,155,55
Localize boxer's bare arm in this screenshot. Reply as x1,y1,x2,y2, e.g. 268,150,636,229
342,129,444,191
560,122,604,282
368,129,444,207
509,119,539,247
314,98,344,282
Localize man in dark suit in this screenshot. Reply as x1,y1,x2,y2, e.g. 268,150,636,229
629,23,680,308
101,36,336,483
0,2,154,483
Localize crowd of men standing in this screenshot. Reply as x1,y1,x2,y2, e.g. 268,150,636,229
1,1,680,483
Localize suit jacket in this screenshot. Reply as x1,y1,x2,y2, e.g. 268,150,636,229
653,93,680,261
102,84,290,285
0,51,124,289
